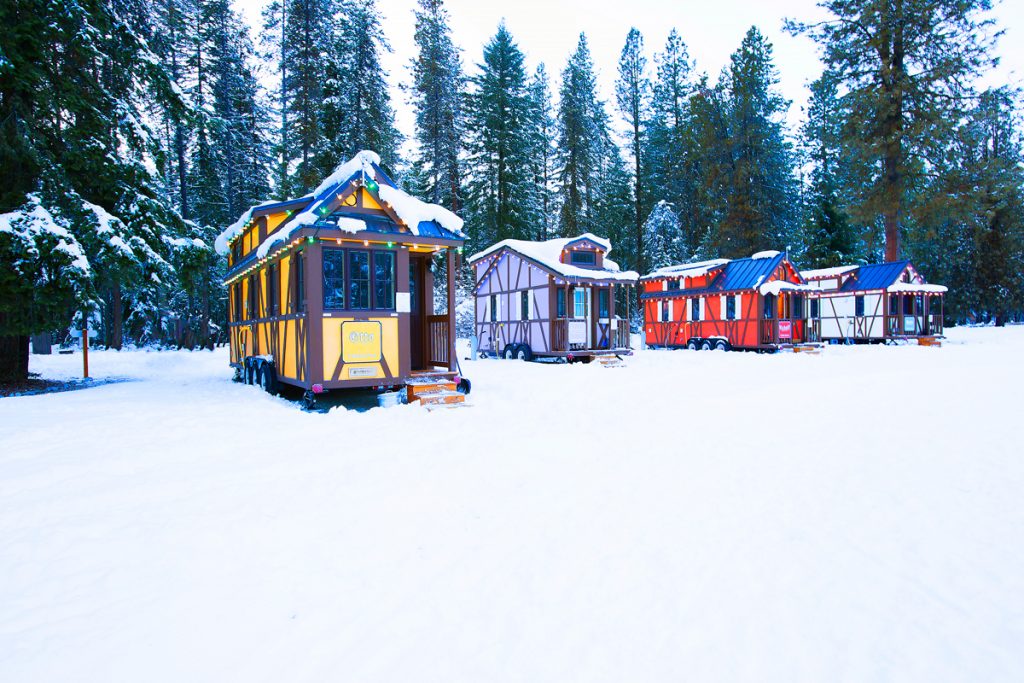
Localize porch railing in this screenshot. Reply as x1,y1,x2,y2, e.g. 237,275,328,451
551,319,569,352
427,315,449,367
611,319,630,349
760,319,776,345
807,318,821,343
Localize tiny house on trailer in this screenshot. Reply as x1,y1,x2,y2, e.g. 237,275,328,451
468,234,639,361
214,150,468,408
641,251,818,351
800,260,947,344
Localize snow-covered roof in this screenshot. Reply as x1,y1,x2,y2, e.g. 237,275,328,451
751,250,781,260
216,150,465,258
469,233,638,282
801,265,858,280
887,282,948,294
642,259,730,280
758,280,817,296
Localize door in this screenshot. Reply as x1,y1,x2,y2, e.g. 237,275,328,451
409,257,426,370
569,287,591,348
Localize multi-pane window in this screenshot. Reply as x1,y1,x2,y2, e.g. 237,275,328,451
556,287,566,318
374,252,395,310
573,289,588,318
598,289,609,318
349,251,370,309
855,295,865,317
323,249,346,309
521,291,530,320
294,252,305,313
570,250,596,265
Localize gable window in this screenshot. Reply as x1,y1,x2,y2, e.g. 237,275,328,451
598,289,609,318
726,295,736,320
521,291,530,320
323,248,346,310
661,301,670,322
570,250,596,266
490,294,497,322
668,278,680,290
691,298,700,321
763,293,775,319
374,252,395,310
556,287,566,318
855,295,865,317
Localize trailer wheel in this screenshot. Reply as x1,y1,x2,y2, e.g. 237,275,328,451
502,344,516,360
687,339,700,351
301,390,318,411
258,361,279,395
244,358,257,384
700,339,713,351
714,339,730,352
232,366,244,383
515,344,533,362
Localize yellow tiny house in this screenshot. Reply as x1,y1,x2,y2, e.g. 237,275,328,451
215,151,467,408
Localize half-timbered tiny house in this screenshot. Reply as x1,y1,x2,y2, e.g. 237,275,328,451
215,151,468,407
641,251,817,351
800,261,947,343
468,234,638,360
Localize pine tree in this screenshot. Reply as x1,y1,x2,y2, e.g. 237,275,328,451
409,0,463,211
787,0,1001,262
642,200,685,268
464,23,536,249
615,28,650,273
526,64,557,240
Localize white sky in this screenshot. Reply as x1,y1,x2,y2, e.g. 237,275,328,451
234,0,1024,156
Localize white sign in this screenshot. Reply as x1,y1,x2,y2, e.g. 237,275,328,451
396,292,411,313
349,366,376,378
69,328,99,339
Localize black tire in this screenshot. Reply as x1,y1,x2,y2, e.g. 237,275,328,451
687,339,700,351
302,390,318,411
502,344,516,360
700,339,713,351
232,367,244,383
258,361,278,395
244,359,257,384
714,339,730,352
457,377,472,395
515,344,533,362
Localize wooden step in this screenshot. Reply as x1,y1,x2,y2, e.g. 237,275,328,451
918,336,943,347
414,389,466,407
596,355,626,368
406,378,457,403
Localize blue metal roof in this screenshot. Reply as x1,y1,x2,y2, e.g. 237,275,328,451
641,252,788,300
839,261,910,292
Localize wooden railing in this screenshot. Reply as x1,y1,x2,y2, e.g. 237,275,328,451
551,319,569,352
927,313,943,336
807,318,821,342
611,319,630,349
427,315,449,367
760,319,776,345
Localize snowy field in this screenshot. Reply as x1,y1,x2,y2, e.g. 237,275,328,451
2,327,1023,682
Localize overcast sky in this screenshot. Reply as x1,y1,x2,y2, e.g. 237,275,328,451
234,0,1024,154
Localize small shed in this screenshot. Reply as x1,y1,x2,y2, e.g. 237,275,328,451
468,234,638,360
801,260,947,342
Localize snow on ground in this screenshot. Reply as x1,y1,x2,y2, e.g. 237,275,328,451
2,327,1023,681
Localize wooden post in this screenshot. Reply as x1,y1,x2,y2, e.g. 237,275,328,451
447,247,457,371
82,313,90,379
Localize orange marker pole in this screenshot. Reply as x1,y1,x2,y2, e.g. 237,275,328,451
82,314,89,379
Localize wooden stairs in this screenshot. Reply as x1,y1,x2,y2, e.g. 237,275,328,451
918,336,943,348
596,354,626,368
406,376,467,409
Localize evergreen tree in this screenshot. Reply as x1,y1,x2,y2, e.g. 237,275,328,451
409,0,463,211
642,200,685,268
615,28,650,272
464,23,536,249
799,70,858,267
526,64,558,240
788,0,1000,261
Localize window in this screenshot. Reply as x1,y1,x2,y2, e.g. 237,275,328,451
323,249,346,309
598,289,609,318
726,295,736,320
232,283,242,322
889,294,899,315
266,263,277,316
573,288,588,318
810,298,819,319
294,252,305,313
903,294,918,315
490,294,497,322
763,293,775,319
348,251,370,309
792,294,803,319
246,275,257,319
691,298,700,321
668,278,680,290
374,252,395,310
521,291,530,320
570,250,596,265
661,301,670,322
556,287,566,318
855,295,865,317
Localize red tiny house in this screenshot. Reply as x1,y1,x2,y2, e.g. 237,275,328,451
641,251,815,351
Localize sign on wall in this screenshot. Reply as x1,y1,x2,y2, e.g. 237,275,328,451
342,321,383,363
778,320,792,340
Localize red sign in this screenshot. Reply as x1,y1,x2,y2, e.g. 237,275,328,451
778,320,792,340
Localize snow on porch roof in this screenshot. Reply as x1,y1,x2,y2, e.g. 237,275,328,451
800,265,858,280
215,150,465,257
468,233,639,283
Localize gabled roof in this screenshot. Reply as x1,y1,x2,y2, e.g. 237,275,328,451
215,150,465,258
642,259,730,280
641,251,805,299
469,233,639,283
838,261,911,292
800,265,858,280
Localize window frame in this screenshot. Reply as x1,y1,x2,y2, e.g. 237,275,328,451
726,295,736,321
490,294,498,322
322,247,347,311
598,289,609,318
569,250,596,266
556,287,567,318
855,295,865,317
521,290,530,320
691,297,700,321
321,246,397,312
661,300,670,322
